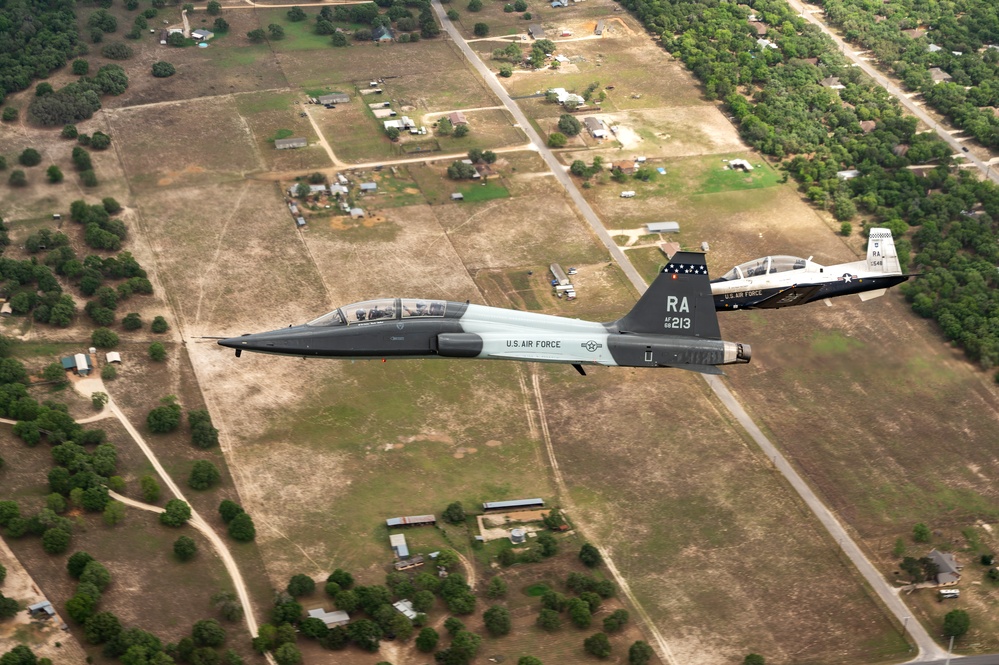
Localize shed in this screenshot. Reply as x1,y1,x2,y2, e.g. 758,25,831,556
749,21,767,35
28,601,55,618
296,217,306,227
483,498,545,511
836,169,860,179
318,93,350,105
369,101,391,109
360,182,377,192
191,29,214,41
595,20,604,35
448,111,468,125
386,515,437,527
330,184,349,196
0,302,11,316
106,352,122,364
529,24,545,39
60,356,76,371
394,555,425,571
510,528,526,544
275,137,308,150
820,76,845,89
929,67,952,83
620,191,636,198
372,25,393,42
859,120,876,133
550,264,569,287
729,158,753,171
393,599,417,620
451,193,464,201
927,43,943,53
350,208,366,219
646,222,679,233
389,533,409,558
307,608,350,628
616,159,635,174
75,353,92,376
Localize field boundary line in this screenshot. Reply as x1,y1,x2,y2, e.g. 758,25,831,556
529,370,680,665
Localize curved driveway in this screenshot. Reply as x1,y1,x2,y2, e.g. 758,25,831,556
432,3,947,661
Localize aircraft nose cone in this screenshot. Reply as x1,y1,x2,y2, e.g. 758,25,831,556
217,327,304,353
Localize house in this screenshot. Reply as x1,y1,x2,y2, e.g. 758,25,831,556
594,20,604,35
729,158,753,171
373,109,397,118
393,600,418,620
360,182,377,192
620,190,636,198
350,208,366,219
859,120,876,133
482,498,545,511
329,184,349,196
902,28,927,39
616,159,635,174
929,67,952,83
393,555,425,571
820,76,845,90
927,43,943,53
191,29,214,41
757,38,778,50
892,144,910,157
646,222,679,233
554,54,569,63
372,25,393,42
287,184,328,197
748,21,767,36
548,88,585,105
386,515,437,527
451,193,464,201
318,93,350,105
106,352,122,364
159,29,169,44
28,601,55,619
928,549,961,586
836,169,860,179
448,111,467,126
529,24,545,39
75,353,91,376
307,608,350,628
275,137,307,150
389,533,409,558
583,116,607,138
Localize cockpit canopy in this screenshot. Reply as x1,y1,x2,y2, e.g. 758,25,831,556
306,299,448,326
718,256,808,281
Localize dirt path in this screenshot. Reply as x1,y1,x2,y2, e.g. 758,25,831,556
300,103,342,167
68,380,274,664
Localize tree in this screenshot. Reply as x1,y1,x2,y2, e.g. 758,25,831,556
80,169,98,188
92,392,109,411
41,527,71,554
558,114,581,136
628,641,654,665
102,365,117,380
453,124,469,138
584,633,611,658
174,536,197,561
287,574,316,597
467,0,481,10
486,576,507,599
152,62,176,78
347,619,382,651
92,328,119,349
189,460,221,490
913,523,931,543
416,627,438,652
443,617,464,635
193,618,226,647
219,500,244,524
207,0,221,14
567,597,591,628
62,124,79,139
483,605,511,636
72,148,92,171
536,608,561,631
603,609,628,632
213,17,230,33
274,643,301,665
68,551,95,578
46,165,63,183
579,543,602,567
228,512,255,541
268,24,284,39
66,592,97,623
8,170,27,187
247,29,266,42
148,397,182,433
547,132,567,148
90,132,111,150
385,126,400,141
19,149,41,167
122,313,142,330
473,22,488,37
443,501,465,524
152,316,169,333
518,659,542,665
149,342,166,361
287,6,306,21
447,9,459,20
499,65,513,77
331,32,348,47
536,532,558,557
81,561,111,591
102,42,134,60
160,499,192,526
840,222,852,236
140,475,160,503
743,655,765,665
85,611,122,644
514,0,528,9
943,609,970,638
328,568,354,589
102,500,125,526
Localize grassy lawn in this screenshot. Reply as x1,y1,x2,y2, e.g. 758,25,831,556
623,245,665,284
457,179,511,202
696,156,782,194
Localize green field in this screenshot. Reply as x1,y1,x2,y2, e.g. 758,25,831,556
696,157,782,194
457,179,510,202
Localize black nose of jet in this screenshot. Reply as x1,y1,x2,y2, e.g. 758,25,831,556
218,329,302,354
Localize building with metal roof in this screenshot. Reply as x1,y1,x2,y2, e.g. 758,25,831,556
386,514,436,527
318,93,351,105
360,182,377,192
529,24,545,39
275,137,308,150
393,555,425,571
646,222,679,233
393,599,417,619
307,608,350,627
389,533,409,558
482,498,545,511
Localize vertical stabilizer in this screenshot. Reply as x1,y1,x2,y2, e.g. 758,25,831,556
613,252,721,339
867,228,901,275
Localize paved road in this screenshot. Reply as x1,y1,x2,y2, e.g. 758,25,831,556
432,4,954,661
785,0,998,184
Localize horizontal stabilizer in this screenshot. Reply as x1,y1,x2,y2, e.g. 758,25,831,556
753,284,823,309
858,288,886,301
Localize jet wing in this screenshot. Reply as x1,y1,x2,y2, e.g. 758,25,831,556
752,284,824,309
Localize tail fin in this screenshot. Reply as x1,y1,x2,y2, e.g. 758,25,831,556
867,228,901,275
613,251,721,339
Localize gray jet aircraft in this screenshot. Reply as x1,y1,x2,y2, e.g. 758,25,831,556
218,252,751,375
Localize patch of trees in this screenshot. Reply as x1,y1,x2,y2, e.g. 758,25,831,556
0,0,80,103
152,61,176,78
28,64,129,126
189,409,220,448
147,395,182,433
447,160,477,180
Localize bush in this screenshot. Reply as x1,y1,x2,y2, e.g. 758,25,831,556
514,0,527,9
443,501,465,524
152,61,176,77
160,499,192,526
73,59,90,75
483,605,511,636
840,221,852,236
19,148,42,167
473,22,488,36
629,641,654,665
219,499,244,523
943,609,970,637
140,475,160,503
92,327,119,348
913,523,931,543
174,536,197,560
228,512,256,541
149,342,166,361
62,124,79,139
467,0,481,10
80,170,99,187
147,398,182,433
101,42,134,60
122,313,142,330
188,460,221,490
584,633,612,658
151,315,170,333
499,65,512,77
287,574,316,597
547,132,567,148
2,107,17,122
102,364,117,380
42,527,72,554
8,170,27,186
579,543,602,567
46,165,64,183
